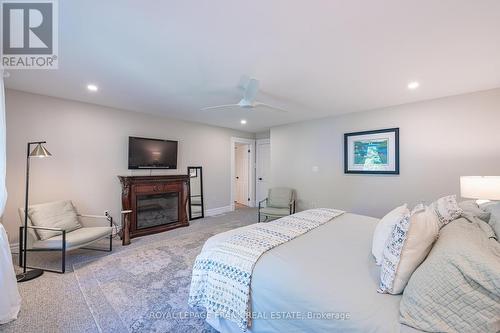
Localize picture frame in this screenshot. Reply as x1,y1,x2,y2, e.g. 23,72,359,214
344,128,399,174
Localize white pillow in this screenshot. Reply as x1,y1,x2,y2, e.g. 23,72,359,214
431,195,463,228
372,204,409,265
28,200,81,240
378,205,440,294
480,201,500,240
459,200,490,222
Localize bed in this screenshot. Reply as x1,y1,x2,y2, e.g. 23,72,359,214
198,213,423,333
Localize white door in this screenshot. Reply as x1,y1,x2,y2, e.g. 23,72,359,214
235,144,249,206
256,139,270,203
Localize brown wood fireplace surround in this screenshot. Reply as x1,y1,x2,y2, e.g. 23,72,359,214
118,175,189,244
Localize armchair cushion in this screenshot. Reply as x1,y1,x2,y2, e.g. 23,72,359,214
259,207,290,217
18,208,39,243
32,227,112,250
267,187,294,208
27,200,82,241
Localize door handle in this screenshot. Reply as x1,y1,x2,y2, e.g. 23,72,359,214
236,176,239,179
258,177,263,181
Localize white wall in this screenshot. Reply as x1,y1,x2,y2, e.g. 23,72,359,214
270,88,500,218
255,130,270,139
4,90,253,241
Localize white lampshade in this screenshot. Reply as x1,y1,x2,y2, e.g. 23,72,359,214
460,176,500,200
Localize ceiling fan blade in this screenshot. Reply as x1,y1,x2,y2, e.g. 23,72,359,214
237,75,251,90
254,102,288,113
201,104,240,111
243,78,259,103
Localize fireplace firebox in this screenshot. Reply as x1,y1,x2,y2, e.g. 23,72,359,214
118,175,189,241
136,192,179,229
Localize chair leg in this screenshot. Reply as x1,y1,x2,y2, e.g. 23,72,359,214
61,250,66,273
62,232,66,273
108,215,113,252
19,227,23,267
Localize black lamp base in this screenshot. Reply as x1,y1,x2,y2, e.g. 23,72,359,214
16,269,44,283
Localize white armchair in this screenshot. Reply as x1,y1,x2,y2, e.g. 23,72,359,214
18,200,113,273
258,187,296,222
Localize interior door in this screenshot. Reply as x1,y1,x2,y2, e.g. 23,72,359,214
256,139,270,203
235,144,249,206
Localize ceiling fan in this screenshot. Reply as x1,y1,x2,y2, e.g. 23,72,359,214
201,77,288,112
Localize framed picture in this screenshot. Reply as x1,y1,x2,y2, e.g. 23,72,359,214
344,128,399,174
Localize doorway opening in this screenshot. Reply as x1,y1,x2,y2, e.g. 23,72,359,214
230,137,255,211
234,143,250,209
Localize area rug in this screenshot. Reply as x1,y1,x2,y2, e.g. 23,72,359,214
74,214,253,333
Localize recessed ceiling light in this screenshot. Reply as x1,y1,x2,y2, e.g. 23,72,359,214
407,81,419,90
240,119,247,125
87,84,98,92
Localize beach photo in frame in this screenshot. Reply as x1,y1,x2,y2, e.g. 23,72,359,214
344,128,399,174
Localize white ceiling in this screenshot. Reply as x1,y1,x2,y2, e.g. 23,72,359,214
5,0,500,133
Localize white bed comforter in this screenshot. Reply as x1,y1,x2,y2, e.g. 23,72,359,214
204,213,424,333
188,208,344,330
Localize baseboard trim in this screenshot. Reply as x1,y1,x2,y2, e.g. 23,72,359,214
205,205,233,217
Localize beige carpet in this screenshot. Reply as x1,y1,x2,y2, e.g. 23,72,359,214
1,207,256,333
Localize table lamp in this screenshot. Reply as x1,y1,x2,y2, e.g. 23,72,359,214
460,176,500,204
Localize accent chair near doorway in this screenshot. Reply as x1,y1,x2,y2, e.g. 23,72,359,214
258,187,296,222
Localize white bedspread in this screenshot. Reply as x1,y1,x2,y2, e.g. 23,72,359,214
205,213,424,333
188,208,344,330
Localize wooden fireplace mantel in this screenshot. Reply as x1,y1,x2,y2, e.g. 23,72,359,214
118,175,190,243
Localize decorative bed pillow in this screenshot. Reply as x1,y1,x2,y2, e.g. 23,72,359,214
378,205,440,294
400,218,500,333
431,195,463,228
28,200,81,240
480,201,500,240
459,200,490,222
371,204,409,265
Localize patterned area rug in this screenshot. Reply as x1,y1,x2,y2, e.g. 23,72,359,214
74,213,253,333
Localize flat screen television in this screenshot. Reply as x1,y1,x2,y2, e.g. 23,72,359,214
128,136,178,169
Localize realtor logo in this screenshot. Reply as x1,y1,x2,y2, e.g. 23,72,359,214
1,0,58,69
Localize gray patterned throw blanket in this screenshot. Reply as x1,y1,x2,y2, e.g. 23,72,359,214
188,208,344,331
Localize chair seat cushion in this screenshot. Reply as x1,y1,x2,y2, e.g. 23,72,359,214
32,227,112,250
260,207,290,217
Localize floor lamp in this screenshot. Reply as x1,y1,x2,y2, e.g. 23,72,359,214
16,141,52,283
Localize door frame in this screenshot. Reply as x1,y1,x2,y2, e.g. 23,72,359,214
255,138,270,204
230,137,255,210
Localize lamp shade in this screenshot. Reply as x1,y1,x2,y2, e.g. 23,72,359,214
29,143,51,158
460,176,500,200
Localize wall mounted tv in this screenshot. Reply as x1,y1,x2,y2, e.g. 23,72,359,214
128,137,178,169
